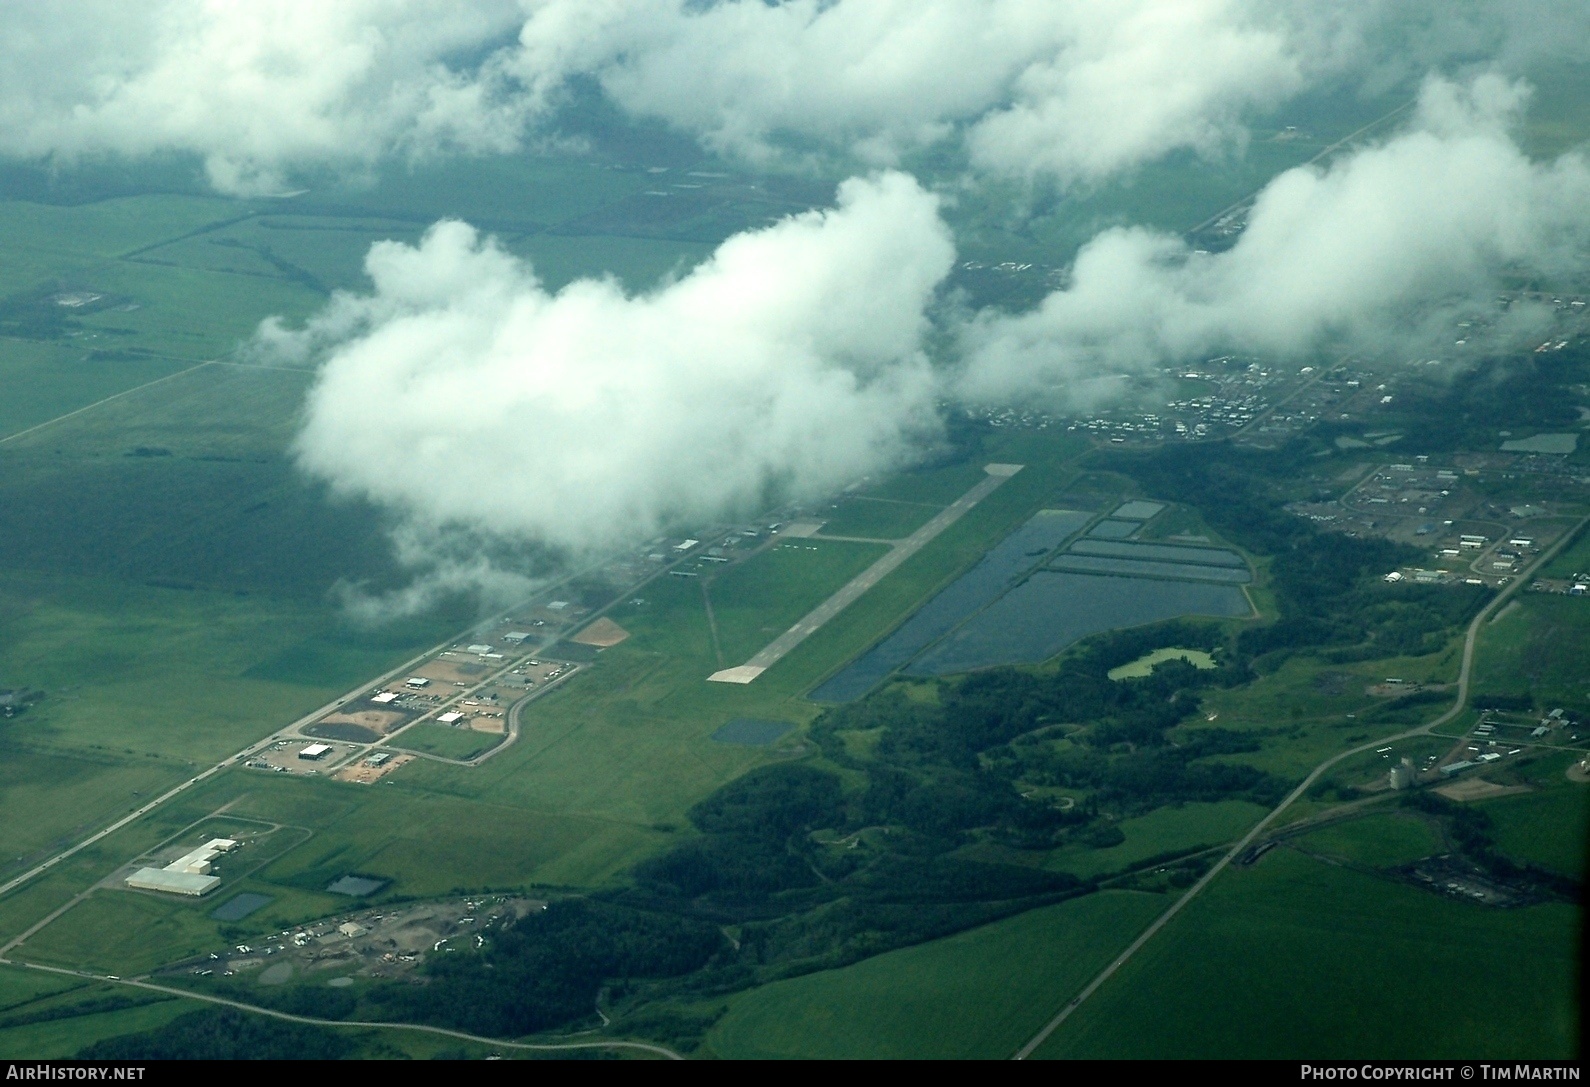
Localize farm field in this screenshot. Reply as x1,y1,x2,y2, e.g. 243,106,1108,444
708,891,1165,1060
1293,812,1443,869
0,342,191,440
1471,594,1590,708
1031,849,1579,1060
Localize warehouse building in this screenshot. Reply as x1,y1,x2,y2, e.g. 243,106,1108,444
125,838,238,896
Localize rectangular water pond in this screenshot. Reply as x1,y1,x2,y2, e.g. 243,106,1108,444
210,893,273,922
712,718,793,746
1050,555,1251,583
1087,519,1139,539
1068,539,1246,567
326,875,387,897
809,509,1092,702
1111,500,1166,520
907,571,1251,676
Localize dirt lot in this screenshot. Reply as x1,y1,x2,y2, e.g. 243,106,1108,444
412,655,496,685
572,616,630,647
175,896,544,984
316,709,406,734
1435,778,1532,802
332,753,415,784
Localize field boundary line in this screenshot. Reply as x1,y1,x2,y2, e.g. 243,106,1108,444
0,359,216,445
0,960,682,1059
1013,511,1589,1059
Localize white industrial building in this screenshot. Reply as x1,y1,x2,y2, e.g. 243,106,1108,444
299,743,332,760
125,839,238,896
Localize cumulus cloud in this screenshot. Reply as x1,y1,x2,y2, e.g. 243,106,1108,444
6,1,1585,194
957,74,1590,405
0,0,531,194
2,0,1308,190
513,0,1305,182
268,172,953,562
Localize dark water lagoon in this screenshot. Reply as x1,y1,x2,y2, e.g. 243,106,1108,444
1068,539,1246,567
1087,519,1139,539
907,571,1252,676
1050,555,1252,583
808,509,1092,702
211,892,273,921
1111,500,1166,520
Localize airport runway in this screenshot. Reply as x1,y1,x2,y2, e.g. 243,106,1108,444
709,464,1023,684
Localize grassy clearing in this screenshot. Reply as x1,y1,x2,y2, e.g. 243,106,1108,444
1480,784,1589,880
817,496,940,540
0,990,195,1060
74,261,322,360
21,892,225,976
1046,801,1269,879
1193,645,1463,779
708,891,1164,1059
1033,849,1579,1059
389,725,501,761
708,539,889,663
1293,812,1442,868
1472,595,1590,708
0,195,242,296
0,963,83,1012
0,341,190,440
1107,647,1216,680
854,461,991,506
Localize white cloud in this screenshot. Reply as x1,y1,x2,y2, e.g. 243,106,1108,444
5,1,1583,195
514,0,1305,182
0,0,530,194
272,172,953,558
957,74,1590,404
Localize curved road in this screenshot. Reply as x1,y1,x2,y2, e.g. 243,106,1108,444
1014,512,1590,1059
2,959,680,1059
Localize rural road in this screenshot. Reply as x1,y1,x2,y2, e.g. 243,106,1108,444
0,958,682,1060
1013,512,1590,1059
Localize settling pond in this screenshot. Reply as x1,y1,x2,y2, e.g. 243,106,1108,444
811,505,1254,702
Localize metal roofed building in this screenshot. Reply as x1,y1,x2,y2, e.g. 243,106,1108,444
125,868,219,896
125,838,238,896
299,743,332,760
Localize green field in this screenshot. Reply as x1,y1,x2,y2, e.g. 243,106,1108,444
708,891,1165,1059
1481,779,1589,880
1107,647,1216,680
0,341,191,440
707,539,889,664
1471,594,1590,708
816,497,940,540
389,725,502,761
1033,849,1579,1059
1294,812,1442,868
1045,801,1269,879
